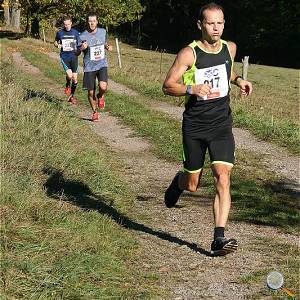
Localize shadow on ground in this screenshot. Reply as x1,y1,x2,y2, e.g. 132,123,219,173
0,29,25,40
43,167,212,256
25,89,62,105
231,177,299,230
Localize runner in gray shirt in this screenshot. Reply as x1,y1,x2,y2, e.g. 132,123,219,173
79,13,112,121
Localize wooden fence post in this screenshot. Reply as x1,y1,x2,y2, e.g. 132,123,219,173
42,27,46,43
242,56,249,80
115,38,122,69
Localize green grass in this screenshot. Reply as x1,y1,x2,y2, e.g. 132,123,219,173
0,61,159,299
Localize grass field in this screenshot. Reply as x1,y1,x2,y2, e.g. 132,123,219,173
1,35,299,298
1,60,160,299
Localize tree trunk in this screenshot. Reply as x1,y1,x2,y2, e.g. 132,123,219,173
24,10,30,35
3,0,10,26
11,1,21,30
31,17,40,38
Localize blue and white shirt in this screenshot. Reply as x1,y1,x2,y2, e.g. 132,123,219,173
55,28,81,60
80,28,108,72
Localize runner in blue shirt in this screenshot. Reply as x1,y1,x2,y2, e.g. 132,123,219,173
79,13,112,121
54,15,81,104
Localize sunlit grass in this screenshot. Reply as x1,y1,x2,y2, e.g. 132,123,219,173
0,60,159,299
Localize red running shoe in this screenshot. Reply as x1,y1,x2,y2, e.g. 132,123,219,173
92,111,99,122
64,86,71,96
98,96,105,110
68,96,77,105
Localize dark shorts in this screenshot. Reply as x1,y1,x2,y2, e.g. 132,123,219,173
182,126,235,173
60,57,79,73
83,67,108,91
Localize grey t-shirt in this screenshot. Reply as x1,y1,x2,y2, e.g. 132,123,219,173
80,28,108,72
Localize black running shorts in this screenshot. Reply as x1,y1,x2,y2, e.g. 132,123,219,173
182,126,235,173
60,57,79,73
83,67,108,90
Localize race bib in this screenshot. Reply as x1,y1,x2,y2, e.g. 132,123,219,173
90,44,105,61
62,39,76,51
195,63,229,100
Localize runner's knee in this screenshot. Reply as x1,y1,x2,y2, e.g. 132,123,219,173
185,177,199,192
214,172,230,189
88,90,94,98
99,82,107,92
66,71,72,79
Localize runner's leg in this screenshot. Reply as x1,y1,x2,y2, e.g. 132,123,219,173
97,81,107,98
96,68,108,108
70,57,79,97
65,69,72,95
71,72,78,96
83,71,97,111
88,89,97,112
212,163,232,227
210,163,237,256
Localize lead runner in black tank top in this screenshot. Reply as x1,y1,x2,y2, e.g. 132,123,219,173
162,2,253,257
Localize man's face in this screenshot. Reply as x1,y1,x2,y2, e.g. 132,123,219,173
199,9,225,43
88,16,98,31
63,20,72,31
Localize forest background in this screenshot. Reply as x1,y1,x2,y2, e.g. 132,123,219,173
2,0,300,68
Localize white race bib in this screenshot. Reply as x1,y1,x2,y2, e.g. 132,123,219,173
62,39,76,51
195,63,229,100
90,44,105,61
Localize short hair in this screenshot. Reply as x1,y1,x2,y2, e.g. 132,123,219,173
62,15,72,23
198,2,224,22
86,12,98,22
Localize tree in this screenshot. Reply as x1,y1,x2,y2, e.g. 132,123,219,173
2,0,10,26
2,0,21,30
11,0,21,30
126,0,299,68
18,0,143,36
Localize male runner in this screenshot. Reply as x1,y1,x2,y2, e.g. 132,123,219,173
54,15,81,104
79,13,112,122
162,2,252,256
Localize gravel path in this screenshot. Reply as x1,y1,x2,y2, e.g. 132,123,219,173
48,51,299,187
12,51,299,299
108,79,299,187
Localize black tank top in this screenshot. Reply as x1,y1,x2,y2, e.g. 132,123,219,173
182,40,233,136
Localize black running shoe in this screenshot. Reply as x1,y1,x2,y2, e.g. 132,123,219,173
210,237,238,256
164,172,183,208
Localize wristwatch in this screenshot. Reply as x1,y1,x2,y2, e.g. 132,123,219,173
186,85,192,95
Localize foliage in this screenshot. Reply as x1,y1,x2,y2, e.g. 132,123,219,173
18,0,143,32
121,0,300,68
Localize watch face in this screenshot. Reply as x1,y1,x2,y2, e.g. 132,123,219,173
186,85,192,95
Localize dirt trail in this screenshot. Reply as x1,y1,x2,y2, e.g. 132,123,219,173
109,79,300,187
12,51,298,299
48,51,299,186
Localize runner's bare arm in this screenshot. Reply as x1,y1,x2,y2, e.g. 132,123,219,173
162,47,194,96
162,47,211,97
228,41,253,96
